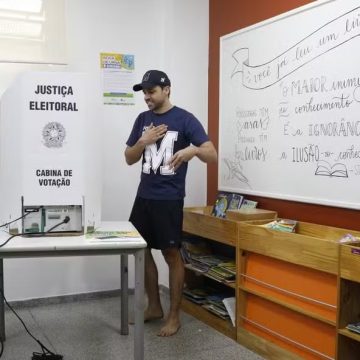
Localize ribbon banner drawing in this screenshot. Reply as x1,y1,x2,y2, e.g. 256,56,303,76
231,7,360,90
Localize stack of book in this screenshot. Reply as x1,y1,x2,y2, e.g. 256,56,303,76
183,287,232,320
261,218,297,233
181,240,235,321
181,240,235,284
190,254,228,273
346,322,360,334
202,294,230,320
206,261,236,283
180,240,211,264
183,288,211,305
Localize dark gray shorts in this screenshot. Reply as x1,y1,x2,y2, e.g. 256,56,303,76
129,197,184,250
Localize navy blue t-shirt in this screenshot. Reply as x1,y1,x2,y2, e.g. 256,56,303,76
126,106,209,200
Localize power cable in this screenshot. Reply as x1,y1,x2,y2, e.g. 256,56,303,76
0,216,70,358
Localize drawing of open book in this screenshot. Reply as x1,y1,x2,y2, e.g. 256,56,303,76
315,160,348,178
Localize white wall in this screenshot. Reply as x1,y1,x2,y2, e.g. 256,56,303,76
0,0,209,300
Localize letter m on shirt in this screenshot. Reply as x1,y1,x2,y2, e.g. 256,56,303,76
143,131,178,175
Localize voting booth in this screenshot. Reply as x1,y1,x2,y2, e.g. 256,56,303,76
0,71,102,233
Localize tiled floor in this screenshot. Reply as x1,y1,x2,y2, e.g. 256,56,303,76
1,292,265,360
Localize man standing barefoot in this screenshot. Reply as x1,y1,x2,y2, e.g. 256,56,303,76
125,70,217,336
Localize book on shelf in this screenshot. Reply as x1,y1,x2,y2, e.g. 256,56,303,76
186,254,226,273
240,199,258,209
202,304,229,320
181,240,235,282
211,191,244,218
180,239,212,261
261,218,297,233
346,322,360,334
202,293,232,320
217,261,236,275
183,288,210,304
228,193,244,210
183,286,234,322
207,263,236,283
338,233,360,243
203,292,233,320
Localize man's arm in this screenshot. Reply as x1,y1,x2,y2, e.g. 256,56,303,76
125,123,168,165
196,141,218,163
124,142,146,165
168,141,217,171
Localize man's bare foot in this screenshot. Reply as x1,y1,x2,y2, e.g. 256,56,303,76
157,316,181,337
129,306,163,324
144,306,164,322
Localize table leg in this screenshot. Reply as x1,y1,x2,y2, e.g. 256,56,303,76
134,249,144,360
0,259,5,341
120,254,128,335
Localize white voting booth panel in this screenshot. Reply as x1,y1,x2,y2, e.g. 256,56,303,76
0,71,101,233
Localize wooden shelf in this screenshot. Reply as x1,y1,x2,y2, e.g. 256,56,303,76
238,221,343,274
237,327,302,360
239,284,336,326
181,206,241,342
184,263,236,289
339,242,360,282
183,206,277,246
181,297,236,340
337,331,360,360
338,241,360,359
181,206,275,343
183,206,239,246
338,328,360,342
238,221,341,359
182,206,360,360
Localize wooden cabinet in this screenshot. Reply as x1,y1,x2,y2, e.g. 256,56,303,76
237,221,343,360
337,242,360,360
181,207,360,360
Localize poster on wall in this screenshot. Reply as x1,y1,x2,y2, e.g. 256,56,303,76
100,52,135,105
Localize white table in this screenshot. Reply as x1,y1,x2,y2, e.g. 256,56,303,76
0,221,146,360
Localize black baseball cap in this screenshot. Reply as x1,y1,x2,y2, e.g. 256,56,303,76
133,70,171,92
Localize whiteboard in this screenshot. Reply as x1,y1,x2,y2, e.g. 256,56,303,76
219,0,360,210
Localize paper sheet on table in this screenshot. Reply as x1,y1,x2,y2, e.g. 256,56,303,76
86,230,141,242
